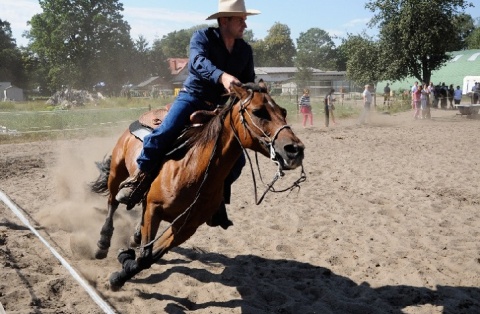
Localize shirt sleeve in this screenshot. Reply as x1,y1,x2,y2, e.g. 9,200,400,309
189,30,224,84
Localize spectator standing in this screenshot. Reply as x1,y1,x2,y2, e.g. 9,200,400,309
453,85,462,107
427,82,435,107
440,82,448,109
420,84,429,119
324,88,336,127
299,88,313,127
383,83,391,107
433,83,442,108
413,85,422,119
472,82,479,104
359,84,372,124
411,81,419,109
447,84,455,109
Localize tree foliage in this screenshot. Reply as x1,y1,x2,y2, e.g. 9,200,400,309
153,24,211,59
340,33,384,86
466,27,480,48
252,22,295,67
451,13,476,50
366,0,473,84
0,19,26,87
296,28,337,71
27,0,133,93
4,1,479,97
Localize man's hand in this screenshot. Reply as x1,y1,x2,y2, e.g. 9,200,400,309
219,72,241,92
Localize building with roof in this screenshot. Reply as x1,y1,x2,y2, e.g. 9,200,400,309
0,82,24,101
379,49,480,94
255,67,351,97
132,61,353,98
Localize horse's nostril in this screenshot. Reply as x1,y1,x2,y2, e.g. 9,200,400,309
285,143,304,155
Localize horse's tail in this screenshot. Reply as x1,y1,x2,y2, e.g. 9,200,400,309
90,155,111,195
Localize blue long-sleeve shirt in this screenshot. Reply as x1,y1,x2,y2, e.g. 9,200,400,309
182,27,256,105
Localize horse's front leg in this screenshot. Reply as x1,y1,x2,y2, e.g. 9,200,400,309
109,201,162,290
129,200,146,247
95,196,119,259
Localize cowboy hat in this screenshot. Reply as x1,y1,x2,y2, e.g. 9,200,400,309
206,0,260,20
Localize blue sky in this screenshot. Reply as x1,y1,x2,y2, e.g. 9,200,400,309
1,0,479,48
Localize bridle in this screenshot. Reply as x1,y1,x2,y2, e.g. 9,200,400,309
227,86,306,205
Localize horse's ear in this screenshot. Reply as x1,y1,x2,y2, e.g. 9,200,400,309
258,79,268,93
231,82,248,98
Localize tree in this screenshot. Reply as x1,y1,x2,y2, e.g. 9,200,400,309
0,19,26,87
366,0,473,85
154,24,211,58
149,42,172,82
126,36,153,84
155,29,191,58
466,17,480,49
253,23,295,66
466,27,480,48
243,29,255,43
26,0,133,94
295,28,337,71
340,33,384,86
451,13,476,50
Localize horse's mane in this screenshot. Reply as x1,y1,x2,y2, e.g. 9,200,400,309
183,83,266,150
183,98,233,150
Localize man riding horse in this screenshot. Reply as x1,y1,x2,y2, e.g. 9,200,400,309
116,0,261,229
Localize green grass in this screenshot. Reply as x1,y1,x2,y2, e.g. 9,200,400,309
0,97,174,143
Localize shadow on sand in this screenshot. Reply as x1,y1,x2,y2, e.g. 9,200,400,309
131,247,480,314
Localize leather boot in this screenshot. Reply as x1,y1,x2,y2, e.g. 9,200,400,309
116,169,153,210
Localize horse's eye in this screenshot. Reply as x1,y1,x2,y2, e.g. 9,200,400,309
281,108,287,118
252,107,271,121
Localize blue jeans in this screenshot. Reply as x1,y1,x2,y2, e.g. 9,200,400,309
137,91,212,171
137,91,245,200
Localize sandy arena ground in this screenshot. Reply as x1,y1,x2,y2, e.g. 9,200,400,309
1,108,479,313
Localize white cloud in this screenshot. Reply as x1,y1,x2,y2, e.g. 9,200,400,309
123,6,206,43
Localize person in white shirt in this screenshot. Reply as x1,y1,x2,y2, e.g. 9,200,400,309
359,84,372,124
411,81,419,109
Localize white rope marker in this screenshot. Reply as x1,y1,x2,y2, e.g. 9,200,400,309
0,189,116,314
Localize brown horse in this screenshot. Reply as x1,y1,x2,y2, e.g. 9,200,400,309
90,83,305,290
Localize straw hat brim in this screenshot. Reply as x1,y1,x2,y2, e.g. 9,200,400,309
206,10,260,20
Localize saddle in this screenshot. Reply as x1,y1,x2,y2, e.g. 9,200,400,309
129,103,220,142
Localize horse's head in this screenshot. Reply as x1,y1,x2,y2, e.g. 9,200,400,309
229,82,304,170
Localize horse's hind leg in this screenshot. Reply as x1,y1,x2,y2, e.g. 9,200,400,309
95,196,119,259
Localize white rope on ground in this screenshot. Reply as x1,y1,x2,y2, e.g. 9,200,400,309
0,189,116,314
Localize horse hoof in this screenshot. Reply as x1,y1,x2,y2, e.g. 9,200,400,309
94,248,108,259
109,271,125,291
117,248,136,264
